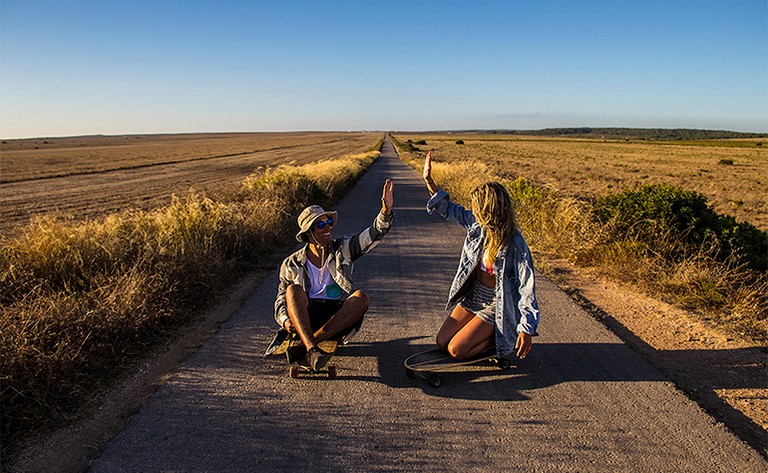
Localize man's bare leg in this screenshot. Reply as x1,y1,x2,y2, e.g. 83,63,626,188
285,284,318,350
314,290,369,342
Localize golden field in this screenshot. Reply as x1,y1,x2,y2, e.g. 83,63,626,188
0,134,383,458
393,134,768,232
0,132,381,235
392,133,766,340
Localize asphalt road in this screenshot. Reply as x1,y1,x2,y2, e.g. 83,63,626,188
87,137,766,472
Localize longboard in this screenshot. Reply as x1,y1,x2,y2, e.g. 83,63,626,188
264,328,291,356
403,348,513,387
263,314,365,358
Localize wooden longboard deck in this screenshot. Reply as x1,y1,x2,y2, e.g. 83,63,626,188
264,328,290,356
265,330,339,357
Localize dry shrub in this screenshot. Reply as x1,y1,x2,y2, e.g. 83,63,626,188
0,149,380,455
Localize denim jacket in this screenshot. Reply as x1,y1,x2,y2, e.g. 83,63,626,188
427,189,540,356
274,210,394,328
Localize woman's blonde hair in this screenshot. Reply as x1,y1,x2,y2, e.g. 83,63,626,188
471,182,518,268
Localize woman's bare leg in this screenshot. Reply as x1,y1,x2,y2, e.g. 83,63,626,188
436,305,474,350
436,305,494,359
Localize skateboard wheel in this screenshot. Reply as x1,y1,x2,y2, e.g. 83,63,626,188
406,369,416,379
289,366,301,378
327,366,338,378
498,358,512,370
429,375,443,388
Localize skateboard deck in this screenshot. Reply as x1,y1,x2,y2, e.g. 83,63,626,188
403,348,513,387
264,328,291,356
289,339,339,379
264,314,365,357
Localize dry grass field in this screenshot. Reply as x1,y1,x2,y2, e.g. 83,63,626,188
392,134,767,453
393,134,768,232
1,136,383,459
0,132,381,235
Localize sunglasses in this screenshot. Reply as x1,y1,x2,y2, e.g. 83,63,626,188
314,218,334,230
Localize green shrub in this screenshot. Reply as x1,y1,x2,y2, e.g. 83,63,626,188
717,215,768,271
401,140,420,152
719,158,734,165
455,139,464,145
595,184,767,271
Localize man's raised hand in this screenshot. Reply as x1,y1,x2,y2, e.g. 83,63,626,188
381,179,394,215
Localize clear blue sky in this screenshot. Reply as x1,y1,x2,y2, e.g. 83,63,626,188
1,0,766,138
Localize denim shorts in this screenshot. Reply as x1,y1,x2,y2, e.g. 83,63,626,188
459,279,496,325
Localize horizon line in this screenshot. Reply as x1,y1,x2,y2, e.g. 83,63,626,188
3,126,767,141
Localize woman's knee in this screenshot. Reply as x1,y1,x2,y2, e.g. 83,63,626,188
435,334,449,351
446,339,471,359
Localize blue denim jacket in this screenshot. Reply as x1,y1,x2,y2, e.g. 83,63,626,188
427,189,540,356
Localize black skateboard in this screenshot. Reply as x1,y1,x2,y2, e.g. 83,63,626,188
403,348,513,387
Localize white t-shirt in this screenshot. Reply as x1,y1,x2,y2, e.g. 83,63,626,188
307,260,344,300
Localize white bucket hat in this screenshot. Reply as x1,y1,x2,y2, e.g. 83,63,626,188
295,205,338,242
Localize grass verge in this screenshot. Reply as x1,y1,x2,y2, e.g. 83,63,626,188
0,146,382,458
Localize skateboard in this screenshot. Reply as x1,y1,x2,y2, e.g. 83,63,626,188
264,328,291,356
263,314,365,357
403,348,513,387
289,339,339,379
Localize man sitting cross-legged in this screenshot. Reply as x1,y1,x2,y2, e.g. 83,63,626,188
266,179,394,371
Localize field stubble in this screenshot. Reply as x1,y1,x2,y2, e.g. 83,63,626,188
0,132,380,235
395,134,768,232
393,134,767,455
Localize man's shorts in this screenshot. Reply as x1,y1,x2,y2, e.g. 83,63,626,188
308,298,345,330
308,297,364,341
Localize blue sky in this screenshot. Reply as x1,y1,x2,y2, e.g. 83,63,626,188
1,0,766,138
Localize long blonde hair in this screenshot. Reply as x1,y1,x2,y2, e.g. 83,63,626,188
471,182,518,268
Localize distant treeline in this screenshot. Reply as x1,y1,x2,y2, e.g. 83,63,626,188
469,128,766,140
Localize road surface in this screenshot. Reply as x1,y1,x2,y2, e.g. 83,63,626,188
87,137,766,472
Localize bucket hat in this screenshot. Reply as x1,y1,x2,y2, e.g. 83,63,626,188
295,205,338,242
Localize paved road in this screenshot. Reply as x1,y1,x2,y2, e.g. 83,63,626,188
88,138,766,472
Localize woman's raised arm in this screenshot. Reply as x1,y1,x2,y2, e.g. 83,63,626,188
423,152,439,195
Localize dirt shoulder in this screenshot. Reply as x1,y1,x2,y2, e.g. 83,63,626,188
539,257,767,457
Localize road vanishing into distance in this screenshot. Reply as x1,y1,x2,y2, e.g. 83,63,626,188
84,138,765,471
